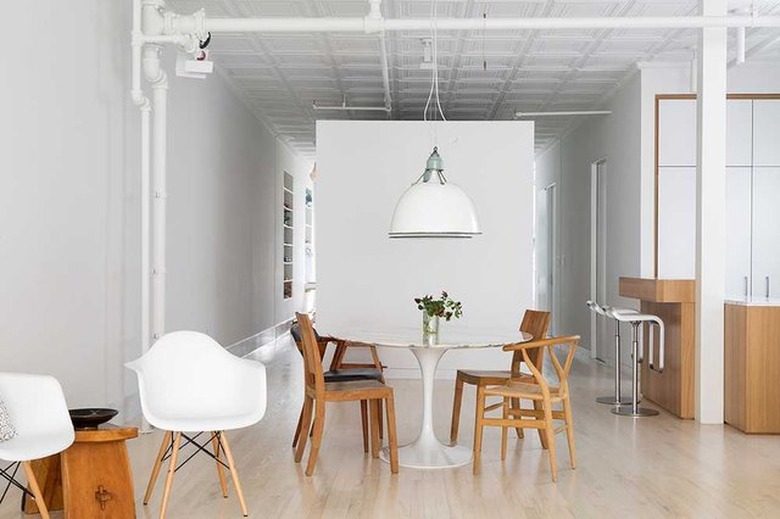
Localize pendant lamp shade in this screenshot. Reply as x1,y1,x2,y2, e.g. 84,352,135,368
389,148,481,238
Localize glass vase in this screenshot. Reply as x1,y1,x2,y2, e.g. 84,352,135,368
422,312,440,336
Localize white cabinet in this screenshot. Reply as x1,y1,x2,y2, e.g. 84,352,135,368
727,100,752,167
753,101,780,167
657,167,696,279
752,167,780,297
658,99,697,167
725,167,751,297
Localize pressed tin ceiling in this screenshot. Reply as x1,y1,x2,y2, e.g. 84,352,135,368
166,1,780,157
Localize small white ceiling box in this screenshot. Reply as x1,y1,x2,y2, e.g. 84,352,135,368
175,50,214,79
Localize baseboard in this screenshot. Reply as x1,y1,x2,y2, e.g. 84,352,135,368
226,318,295,358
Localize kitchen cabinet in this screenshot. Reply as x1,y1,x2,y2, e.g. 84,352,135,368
725,167,752,298
752,167,780,298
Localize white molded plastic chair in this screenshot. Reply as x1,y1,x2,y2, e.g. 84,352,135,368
126,331,267,519
0,373,75,519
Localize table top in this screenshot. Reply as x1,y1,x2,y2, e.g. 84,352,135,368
74,424,139,443
327,326,533,350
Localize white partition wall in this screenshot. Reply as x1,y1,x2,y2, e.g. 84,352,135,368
315,120,535,378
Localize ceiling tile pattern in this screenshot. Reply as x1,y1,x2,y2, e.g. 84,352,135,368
167,0,780,156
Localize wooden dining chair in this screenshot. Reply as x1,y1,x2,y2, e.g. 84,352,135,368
290,322,386,453
293,313,399,476
450,310,551,445
472,335,579,482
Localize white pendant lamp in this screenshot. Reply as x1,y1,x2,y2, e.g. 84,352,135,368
388,0,481,239
389,147,481,238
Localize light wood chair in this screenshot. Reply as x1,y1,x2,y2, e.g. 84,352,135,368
293,313,399,476
472,335,579,482
450,310,551,445
290,322,386,453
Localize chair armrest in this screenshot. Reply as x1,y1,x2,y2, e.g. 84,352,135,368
502,335,580,352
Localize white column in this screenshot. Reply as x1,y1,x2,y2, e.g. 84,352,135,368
695,0,727,424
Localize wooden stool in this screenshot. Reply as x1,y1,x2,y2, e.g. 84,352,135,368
24,425,138,518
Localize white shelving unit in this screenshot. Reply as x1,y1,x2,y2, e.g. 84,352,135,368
283,171,294,300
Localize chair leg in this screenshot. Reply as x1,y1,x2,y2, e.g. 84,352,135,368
144,430,172,505
220,432,249,517
501,397,509,461
384,395,399,474
292,404,304,448
360,400,369,453
295,396,314,463
21,461,49,519
369,399,381,458
159,431,182,519
305,400,326,476
472,386,486,475
542,403,558,483
450,375,464,443
563,396,577,469
377,399,384,440
212,432,229,498
534,400,549,449
511,398,524,438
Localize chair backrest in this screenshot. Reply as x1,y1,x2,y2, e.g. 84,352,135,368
295,313,325,396
0,372,74,444
512,310,552,374
290,322,328,359
505,336,579,397
125,331,267,426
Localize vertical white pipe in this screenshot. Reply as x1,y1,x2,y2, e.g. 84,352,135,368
736,26,746,64
140,107,151,354
151,78,168,343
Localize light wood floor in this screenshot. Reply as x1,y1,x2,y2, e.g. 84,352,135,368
4,338,780,518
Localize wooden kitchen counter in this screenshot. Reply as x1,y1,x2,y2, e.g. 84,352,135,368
619,277,696,419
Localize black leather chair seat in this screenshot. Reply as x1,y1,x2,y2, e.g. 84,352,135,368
324,368,383,382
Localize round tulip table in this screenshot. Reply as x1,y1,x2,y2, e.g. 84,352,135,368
329,327,532,469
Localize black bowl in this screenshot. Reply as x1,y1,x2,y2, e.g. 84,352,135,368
69,408,118,430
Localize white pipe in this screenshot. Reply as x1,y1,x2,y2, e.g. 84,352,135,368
370,0,392,112
516,110,612,117
199,15,780,34
314,105,391,112
150,75,168,344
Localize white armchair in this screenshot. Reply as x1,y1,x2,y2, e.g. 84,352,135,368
0,372,75,519
126,331,267,519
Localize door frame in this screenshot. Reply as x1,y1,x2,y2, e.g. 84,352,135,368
590,157,608,360
542,182,559,336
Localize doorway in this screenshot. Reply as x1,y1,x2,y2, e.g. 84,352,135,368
537,183,558,335
591,158,608,362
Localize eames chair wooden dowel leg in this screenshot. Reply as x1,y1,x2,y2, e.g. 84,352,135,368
212,432,229,498
385,395,399,474
369,399,381,458
306,401,326,476
144,430,172,505
295,396,313,463
360,400,369,453
220,432,249,517
377,400,384,440
22,461,50,519
159,431,182,519
450,376,464,443
472,386,486,475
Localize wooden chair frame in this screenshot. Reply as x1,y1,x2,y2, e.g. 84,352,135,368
473,335,579,482
293,313,399,476
291,324,386,453
450,310,551,446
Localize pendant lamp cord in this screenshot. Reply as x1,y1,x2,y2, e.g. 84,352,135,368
423,0,446,125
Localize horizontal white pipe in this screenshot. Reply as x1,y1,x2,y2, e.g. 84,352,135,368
516,110,612,117
314,105,391,112
201,15,780,34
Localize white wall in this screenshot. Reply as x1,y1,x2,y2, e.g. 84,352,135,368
316,121,535,378
0,1,309,418
535,73,642,358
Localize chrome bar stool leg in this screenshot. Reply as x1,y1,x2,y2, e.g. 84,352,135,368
596,319,632,405
612,321,658,417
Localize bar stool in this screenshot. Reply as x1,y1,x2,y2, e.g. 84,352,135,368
587,300,633,406
605,307,665,417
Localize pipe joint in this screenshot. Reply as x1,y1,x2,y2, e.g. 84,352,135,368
167,9,208,40
142,1,166,37
363,15,384,34
131,90,151,110
142,45,167,85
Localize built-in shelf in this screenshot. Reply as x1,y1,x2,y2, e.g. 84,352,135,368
282,171,294,300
